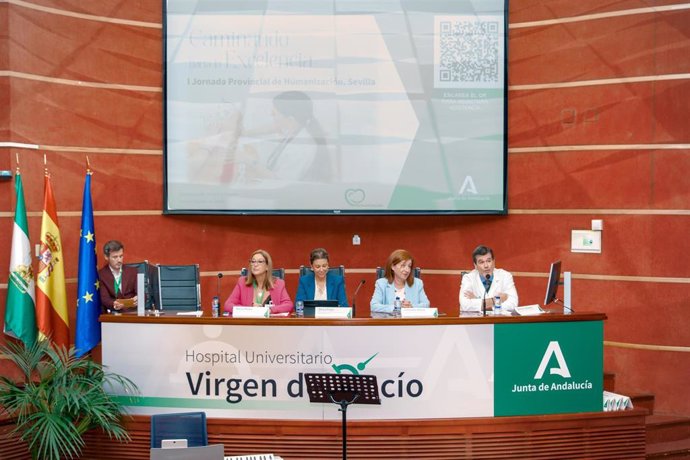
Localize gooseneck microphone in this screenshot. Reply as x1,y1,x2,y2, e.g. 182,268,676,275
351,279,366,310
216,273,223,299
481,274,491,316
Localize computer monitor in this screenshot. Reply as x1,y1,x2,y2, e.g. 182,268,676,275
544,260,562,306
303,300,339,308
302,300,340,317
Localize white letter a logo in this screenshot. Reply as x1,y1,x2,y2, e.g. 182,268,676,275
458,176,478,195
534,341,571,379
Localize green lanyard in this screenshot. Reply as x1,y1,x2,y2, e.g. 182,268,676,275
253,281,265,305
114,272,122,296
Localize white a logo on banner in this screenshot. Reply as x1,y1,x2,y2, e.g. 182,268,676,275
534,341,571,379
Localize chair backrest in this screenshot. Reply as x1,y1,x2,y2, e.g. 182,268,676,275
150,444,223,460
155,265,200,311
150,411,208,449
124,260,154,309
298,265,345,277
375,266,422,279
240,267,285,280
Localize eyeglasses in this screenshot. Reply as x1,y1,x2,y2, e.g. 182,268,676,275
250,259,267,265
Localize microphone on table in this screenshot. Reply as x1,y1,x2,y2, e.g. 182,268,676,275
216,273,223,299
351,279,366,313
481,274,491,316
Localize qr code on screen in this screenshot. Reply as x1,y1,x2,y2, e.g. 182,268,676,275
434,16,502,88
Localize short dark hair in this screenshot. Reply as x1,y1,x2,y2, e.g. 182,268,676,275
103,240,124,256
472,245,494,264
309,248,329,264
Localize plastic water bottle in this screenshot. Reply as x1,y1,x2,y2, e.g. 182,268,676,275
493,295,502,316
295,300,304,317
211,296,219,318
393,297,402,318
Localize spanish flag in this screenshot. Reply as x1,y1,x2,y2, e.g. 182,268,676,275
35,172,69,348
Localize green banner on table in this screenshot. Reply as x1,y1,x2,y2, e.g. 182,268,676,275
494,321,603,416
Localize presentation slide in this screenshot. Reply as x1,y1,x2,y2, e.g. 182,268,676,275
165,0,507,214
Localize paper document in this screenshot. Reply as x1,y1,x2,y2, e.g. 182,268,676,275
515,304,545,316
175,311,203,317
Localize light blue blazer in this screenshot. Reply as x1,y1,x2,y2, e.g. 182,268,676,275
370,277,430,314
295,272,349,307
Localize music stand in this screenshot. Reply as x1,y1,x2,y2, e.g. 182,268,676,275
304,373,380,460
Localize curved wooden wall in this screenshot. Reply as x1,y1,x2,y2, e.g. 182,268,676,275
1,410,649,460
0,0,689,417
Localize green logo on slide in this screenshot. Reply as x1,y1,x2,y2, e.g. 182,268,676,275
332,352,378,375
494,321,603,416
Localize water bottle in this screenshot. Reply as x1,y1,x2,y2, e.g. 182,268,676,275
493,295,502,316
211,296,219,318
295,300,304,317
393,297,402,318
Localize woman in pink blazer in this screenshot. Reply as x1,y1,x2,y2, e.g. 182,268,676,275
224,249,293,315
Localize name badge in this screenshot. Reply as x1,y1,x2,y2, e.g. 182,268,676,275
315,307,352,319
401,307,438,318
232,306,270,318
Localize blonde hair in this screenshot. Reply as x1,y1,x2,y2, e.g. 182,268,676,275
245,249,275,290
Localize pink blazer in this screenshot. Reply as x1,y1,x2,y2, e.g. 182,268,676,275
223,276,293,315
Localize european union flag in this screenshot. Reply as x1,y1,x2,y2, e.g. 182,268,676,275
75,171,101,357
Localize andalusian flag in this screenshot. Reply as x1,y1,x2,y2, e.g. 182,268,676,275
4,171,37,347
35,172,69,348
75,170,101,357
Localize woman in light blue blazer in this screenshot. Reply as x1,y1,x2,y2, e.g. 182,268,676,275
371,249,430,314
295,248,349,306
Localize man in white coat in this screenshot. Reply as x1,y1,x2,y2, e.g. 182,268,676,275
459,245,518,313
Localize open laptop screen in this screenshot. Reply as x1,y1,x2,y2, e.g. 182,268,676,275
303,300,339,308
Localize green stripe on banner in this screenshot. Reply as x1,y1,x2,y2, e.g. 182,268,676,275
113,395,309,411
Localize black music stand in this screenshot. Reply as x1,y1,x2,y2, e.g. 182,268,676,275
305,373,381,460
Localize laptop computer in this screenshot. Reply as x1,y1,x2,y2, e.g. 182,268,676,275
302,299,339,317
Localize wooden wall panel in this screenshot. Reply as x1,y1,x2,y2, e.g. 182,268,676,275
9,6,161,85
27,0,161,23
604,348,690,416
10,80,161,147
509,83,657,146
510,15,658,82
1,0,688,419
653,150,690,206
0,410,648,459
510,0,682,23
509,149,658,208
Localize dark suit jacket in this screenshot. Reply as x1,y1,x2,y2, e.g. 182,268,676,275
295,272,348,306
98,265,138,310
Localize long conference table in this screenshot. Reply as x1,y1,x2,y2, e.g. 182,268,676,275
85,311,647,459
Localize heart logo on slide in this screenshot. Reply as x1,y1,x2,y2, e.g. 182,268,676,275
344,188,366,206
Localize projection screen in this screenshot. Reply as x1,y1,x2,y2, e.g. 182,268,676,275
164,0,508,214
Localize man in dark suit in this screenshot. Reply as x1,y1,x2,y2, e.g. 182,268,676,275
98,240,138,312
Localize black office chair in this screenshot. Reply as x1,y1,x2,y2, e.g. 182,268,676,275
240,267,285,280
124,260,154,309
155,264,200,311
298,265,345,277
150,411,208,448
376,266,422,279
